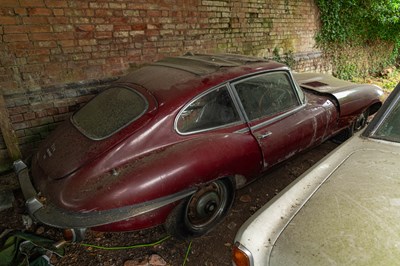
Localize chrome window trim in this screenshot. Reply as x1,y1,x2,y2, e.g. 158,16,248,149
174,84,245,135
250,104,306,131
230,70,304,124
71,86,149,141
229,81,251,122
288,71,306,105
176,121,244,136
227,83,247,122
174,67,306,136
234,127,250,134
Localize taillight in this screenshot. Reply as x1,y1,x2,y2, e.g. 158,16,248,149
53,228,86,249
62,228,87,242
232,242,251,266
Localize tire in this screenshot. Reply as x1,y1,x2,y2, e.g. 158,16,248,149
332,109,369,144
331,126,354,144
353,109,369,132
165,178,235,239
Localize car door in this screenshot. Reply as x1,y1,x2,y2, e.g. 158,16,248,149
232,71,324,169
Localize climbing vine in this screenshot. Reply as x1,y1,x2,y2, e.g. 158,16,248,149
316,0,400,79
272,47,295,68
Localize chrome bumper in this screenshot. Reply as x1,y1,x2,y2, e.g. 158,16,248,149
13,160,195,229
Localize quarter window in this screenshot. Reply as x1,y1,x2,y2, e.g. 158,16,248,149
177,86,241,133
234,72,299,120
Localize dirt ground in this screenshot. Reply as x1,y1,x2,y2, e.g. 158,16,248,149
0,141,338,266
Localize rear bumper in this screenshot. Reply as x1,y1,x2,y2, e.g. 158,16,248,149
14,160,195,229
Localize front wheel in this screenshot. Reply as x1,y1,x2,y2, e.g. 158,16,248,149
165,178,235,239
332,109,370,143
353,109,369,132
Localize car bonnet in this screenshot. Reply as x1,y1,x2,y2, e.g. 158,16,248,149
269,138,400,265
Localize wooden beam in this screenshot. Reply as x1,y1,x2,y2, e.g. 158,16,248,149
0,94,21,161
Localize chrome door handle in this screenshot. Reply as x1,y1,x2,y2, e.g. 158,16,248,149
258,131,272,139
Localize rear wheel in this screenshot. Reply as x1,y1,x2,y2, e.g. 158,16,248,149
165,178,235,239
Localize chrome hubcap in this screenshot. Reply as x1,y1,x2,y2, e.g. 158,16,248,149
186,182,227,228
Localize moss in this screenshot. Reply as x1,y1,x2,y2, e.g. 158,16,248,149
262,18,273,29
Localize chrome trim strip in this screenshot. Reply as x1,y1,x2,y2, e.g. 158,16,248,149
250,104,306,131
229,81,251,122
174,84,245,135
234,128,250,134
174,67,293,136
227,83,246,122
230,70,305,126
288,71,306,105
14,160,196,228
32,188,196,228
176,121,244,136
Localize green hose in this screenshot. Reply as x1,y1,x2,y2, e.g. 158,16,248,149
80,235,171,250
80,235,193,265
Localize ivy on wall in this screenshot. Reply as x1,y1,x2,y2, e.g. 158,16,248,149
316,0,400,79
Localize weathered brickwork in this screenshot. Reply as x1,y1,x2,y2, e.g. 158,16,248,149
0,0,329,163
1,78,116,160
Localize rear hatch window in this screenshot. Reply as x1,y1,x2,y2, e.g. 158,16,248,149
72,87,148,140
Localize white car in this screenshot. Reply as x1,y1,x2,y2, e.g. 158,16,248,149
233,82,400,266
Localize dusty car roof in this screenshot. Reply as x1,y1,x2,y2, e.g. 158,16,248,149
118,54,286,106
152,53,270,75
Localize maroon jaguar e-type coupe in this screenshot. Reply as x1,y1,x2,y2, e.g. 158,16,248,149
14,54,382,241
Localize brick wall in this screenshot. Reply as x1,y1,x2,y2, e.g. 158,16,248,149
0,0,329,164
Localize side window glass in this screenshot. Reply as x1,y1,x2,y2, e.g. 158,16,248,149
234,72,299,120
177,86,241,133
